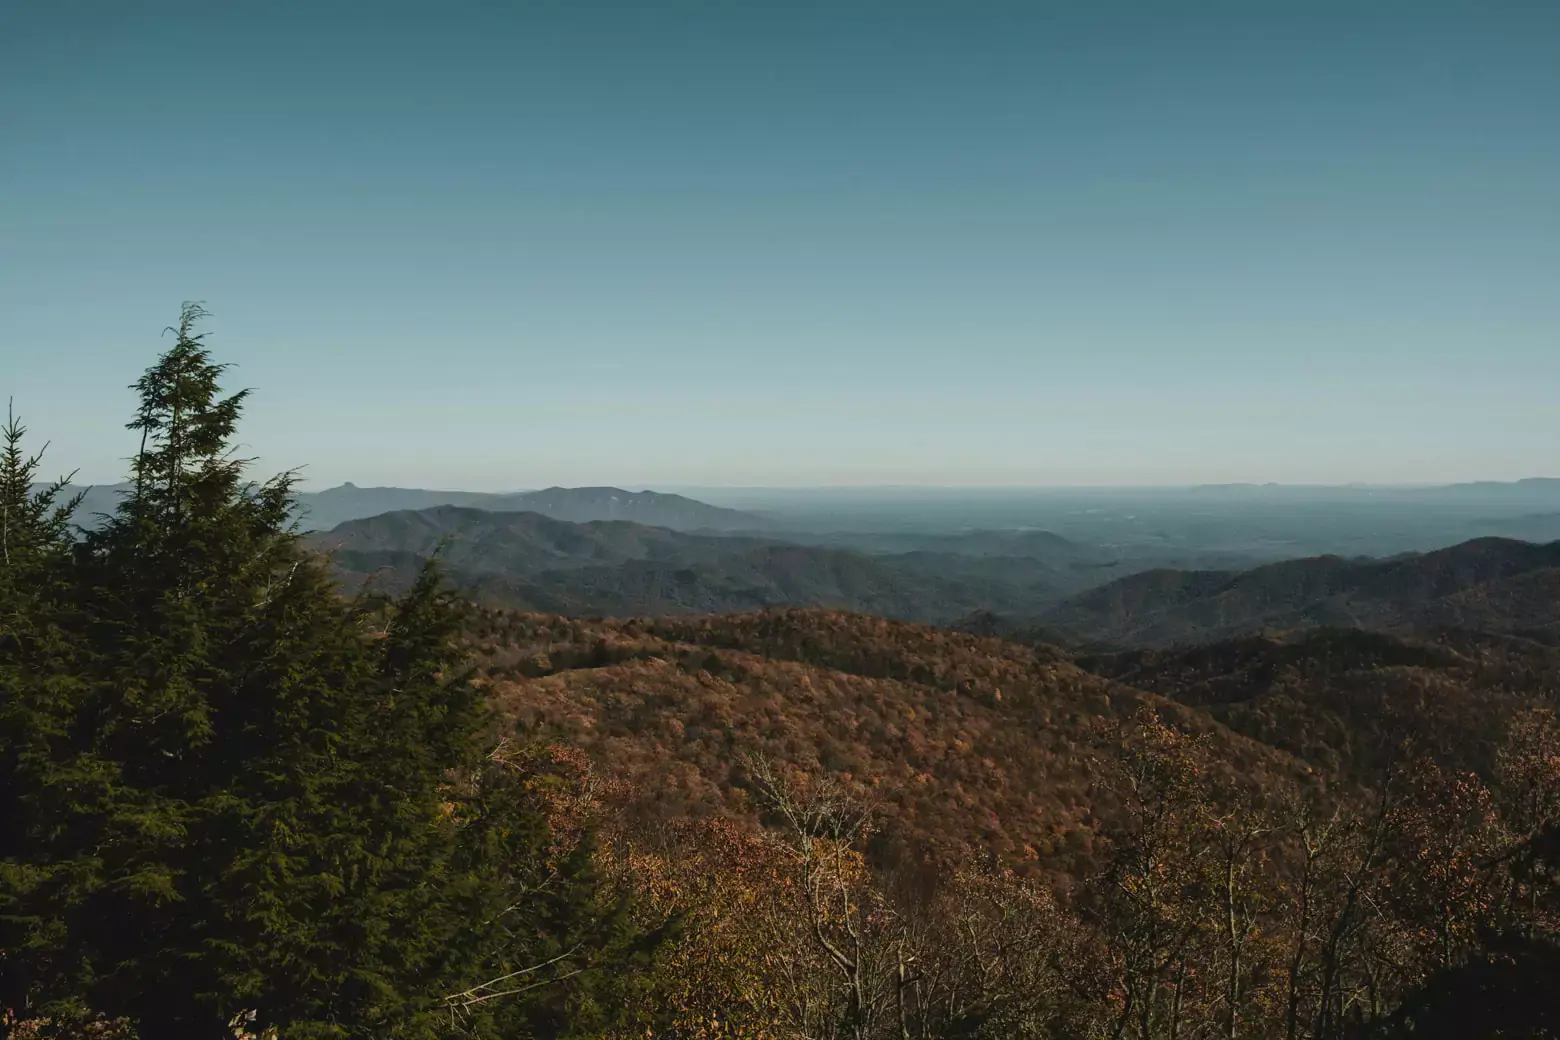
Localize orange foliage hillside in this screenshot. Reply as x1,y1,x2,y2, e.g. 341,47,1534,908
463,607,1312,876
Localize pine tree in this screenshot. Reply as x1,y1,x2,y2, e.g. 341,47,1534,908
0,403,87,1027
4,304,664,1038
439,742,675,1039
40,303,294,1035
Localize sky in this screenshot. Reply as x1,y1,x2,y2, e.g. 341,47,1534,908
2,0,1557,490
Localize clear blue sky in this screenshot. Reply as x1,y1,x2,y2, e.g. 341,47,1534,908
3,1,1557,489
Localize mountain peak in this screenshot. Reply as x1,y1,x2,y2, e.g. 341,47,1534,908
292,484,765,533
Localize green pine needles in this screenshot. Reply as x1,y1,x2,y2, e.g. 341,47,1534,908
0,305,665,1039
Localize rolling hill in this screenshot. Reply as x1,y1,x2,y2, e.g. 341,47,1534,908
1038,536,1560,646
307,506,1066,622
456,603,1560,878
1077,626,1560,778
304,503,1285,625
462,607,1315,874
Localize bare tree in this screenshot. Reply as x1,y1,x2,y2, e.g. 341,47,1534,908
742,753,887,1039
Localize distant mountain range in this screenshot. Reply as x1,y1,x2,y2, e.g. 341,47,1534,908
305,505,1069,622
46,482,767,533
50,480,1560,642
303,505,1560,637
1033,536,1560,646
316,508,1560,645
301,493,1330,623
298,483,767,532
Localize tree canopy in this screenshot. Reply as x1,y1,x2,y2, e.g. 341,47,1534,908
0,305,664,1039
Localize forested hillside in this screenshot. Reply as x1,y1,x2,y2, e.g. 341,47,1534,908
458,606,1560,872
5,311,1560,1038
308,503,1290,626
312,503,1560,649
459,608,1309,874
452,606,1560,1038
308,506,1078,622
1037,538,1560,646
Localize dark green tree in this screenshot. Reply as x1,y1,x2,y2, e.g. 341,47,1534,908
4,304,664,1038
439,744,675,1039
0,403,86,1026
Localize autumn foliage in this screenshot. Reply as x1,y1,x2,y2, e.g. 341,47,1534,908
450,607,1560,1038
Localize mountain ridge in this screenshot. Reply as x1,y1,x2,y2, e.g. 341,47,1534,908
1038,536,1560,646
41,481,769,533
308,504,1309,624
307,506,1056,622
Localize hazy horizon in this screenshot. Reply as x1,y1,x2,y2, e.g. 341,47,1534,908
5,1,1557,488
40,476,1560,496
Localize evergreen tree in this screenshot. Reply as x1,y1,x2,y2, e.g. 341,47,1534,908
2,305,663,1038
0,403,88,1027
439,744,674,1039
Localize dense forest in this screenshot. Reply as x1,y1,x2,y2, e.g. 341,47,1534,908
4,309,1559,1038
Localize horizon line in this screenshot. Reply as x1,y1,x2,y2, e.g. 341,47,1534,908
50,477,1560,494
